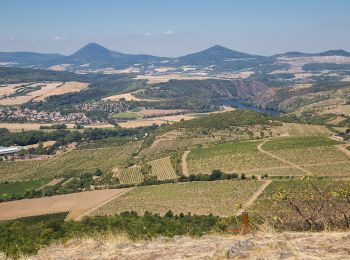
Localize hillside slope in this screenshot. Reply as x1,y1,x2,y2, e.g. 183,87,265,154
26,232,350,259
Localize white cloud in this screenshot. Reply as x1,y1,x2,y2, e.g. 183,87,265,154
163,30,175,34
8,37,15,41
51,36,63,40
145,32,152,37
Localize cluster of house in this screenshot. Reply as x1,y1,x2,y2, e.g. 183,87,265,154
75,100,131,113
0,107,90,124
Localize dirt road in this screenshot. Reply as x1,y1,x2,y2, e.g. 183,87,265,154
257,140,313,175
181,151,190,176
235,180,272,216
335,144,350,157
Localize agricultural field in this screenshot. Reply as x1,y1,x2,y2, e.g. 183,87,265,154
0,189,129,221
187,140,285,174
0,81,88,105
0,179,49,199
93,180,262,216
111,111,141,120
263,137,349,167
250,179,350,231
117,166,144,184
148,157,177,180
282,123,331,137
0,142,140,181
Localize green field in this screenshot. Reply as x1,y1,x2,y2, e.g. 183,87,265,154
0,179,49,199
187,140,285,174
0,142,140,181
112,111,141,119
93,180,262,216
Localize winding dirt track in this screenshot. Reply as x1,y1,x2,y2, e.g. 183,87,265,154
257,140,313,175
182,151,190,176
235,180,272,216
335,144,350,157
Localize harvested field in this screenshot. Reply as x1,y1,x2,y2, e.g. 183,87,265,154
92,180,262,216
282,123,331,137
148,157,177,180
102,93,156,102
118,114,197,128
0,142,140,181
0,189,129,221
32,81,88,101
0,82,88,105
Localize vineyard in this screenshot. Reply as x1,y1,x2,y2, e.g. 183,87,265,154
0,142,140,181
250,179,350,231
283,123,331,137
187,140,285,174
92,180,262,216
262,137,350,175
148,157,177,180
117,166,144,184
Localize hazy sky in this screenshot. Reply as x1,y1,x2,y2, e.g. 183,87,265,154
0,0,349,56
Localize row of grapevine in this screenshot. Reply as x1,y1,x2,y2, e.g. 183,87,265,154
149,157,177,180
118,166,144,184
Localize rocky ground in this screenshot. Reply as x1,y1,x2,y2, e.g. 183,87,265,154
21,232,350,260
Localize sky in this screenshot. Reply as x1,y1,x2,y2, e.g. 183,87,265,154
0,0,349,57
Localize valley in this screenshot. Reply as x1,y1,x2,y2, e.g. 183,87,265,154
0,43,350,259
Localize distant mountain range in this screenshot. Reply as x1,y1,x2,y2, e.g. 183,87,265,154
0,43,349,70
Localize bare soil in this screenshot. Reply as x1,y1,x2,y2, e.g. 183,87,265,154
0,189,131,221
